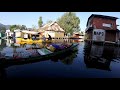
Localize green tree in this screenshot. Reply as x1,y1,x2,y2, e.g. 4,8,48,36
1,27,6,33
21,25,27,30
10,25,27,32
10,25,17,32
38,16,43,28
0,27,6,37
57,12,80,35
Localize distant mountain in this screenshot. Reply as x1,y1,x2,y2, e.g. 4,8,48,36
0,23,10,30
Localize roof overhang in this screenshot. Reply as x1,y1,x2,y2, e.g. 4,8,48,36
22,30,39,34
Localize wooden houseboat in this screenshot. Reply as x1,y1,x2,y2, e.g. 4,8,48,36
85,14,120,44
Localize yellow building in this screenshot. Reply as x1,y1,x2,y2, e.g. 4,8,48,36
39,22,65,39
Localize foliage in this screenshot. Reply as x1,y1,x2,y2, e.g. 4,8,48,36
38,16,43,28
57,12,80,35
10,25,27,32
0,27,6,37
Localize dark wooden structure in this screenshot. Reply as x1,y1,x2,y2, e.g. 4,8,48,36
85,14,120,44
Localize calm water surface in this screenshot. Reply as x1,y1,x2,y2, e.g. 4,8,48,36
0,39,120,79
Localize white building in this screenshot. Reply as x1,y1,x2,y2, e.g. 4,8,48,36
14,29,21,38
5,30,13,39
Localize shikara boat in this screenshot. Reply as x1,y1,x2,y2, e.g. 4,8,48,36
0,43,79,66
16,38,52,45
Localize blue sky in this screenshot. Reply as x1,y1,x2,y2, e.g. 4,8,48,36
0,12,120,32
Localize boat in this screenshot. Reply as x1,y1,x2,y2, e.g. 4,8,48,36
15,38,52,45
0,43,79,66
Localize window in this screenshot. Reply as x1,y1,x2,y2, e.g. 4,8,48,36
94,31,96,35
103,23,112,28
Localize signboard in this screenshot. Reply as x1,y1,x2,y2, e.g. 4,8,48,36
92,29,105,41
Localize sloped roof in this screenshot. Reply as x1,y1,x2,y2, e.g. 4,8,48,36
90,14,118,20
40,22,65,32
86,14,118,26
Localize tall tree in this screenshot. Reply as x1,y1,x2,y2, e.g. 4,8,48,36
57,12,80,35
38,17,43,28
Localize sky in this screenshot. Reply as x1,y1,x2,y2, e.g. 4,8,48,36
0,12,120,32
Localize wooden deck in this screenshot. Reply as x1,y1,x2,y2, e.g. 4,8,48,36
85,39,120,46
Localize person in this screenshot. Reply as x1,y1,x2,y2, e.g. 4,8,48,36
32,35,36,40
42,35,46,42
48,34,52,40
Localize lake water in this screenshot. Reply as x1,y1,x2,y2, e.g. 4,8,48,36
0,39,120,79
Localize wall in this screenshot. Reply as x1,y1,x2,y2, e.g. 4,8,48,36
44,31,64,38
44,31,55,38
55,32,64,38
15,32,21,38
85,30,93,40
91,17,117,30
105,31,116,42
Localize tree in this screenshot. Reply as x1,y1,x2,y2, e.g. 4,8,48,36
10,25,27,32
0,27,6,37
38,16,43,28
1,27,6,33
21,25,27,30
57,12,80,35
10,25,17,32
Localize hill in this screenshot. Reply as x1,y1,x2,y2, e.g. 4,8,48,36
0,23,10,30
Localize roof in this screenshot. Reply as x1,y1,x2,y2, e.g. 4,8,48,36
40,22,65,32
22,30,39,35
87,14,118,26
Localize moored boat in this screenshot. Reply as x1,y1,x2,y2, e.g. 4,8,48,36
0,43,79,66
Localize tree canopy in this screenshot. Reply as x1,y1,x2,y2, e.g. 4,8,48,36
57,12,80,35
38,16,43,28
0,27,6,37
10,25,27,32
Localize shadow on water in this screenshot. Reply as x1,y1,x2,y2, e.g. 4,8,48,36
83,41,120,71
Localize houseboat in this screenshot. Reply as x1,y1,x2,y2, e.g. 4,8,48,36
85,14,120,44
13,30,43,44
5,30,13,39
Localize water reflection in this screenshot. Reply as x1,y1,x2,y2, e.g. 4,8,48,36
0,38,79,59
0,38,80,79
84,41,120,71
0,38,79,62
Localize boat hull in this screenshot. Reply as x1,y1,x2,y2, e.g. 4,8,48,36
0,43,79,67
